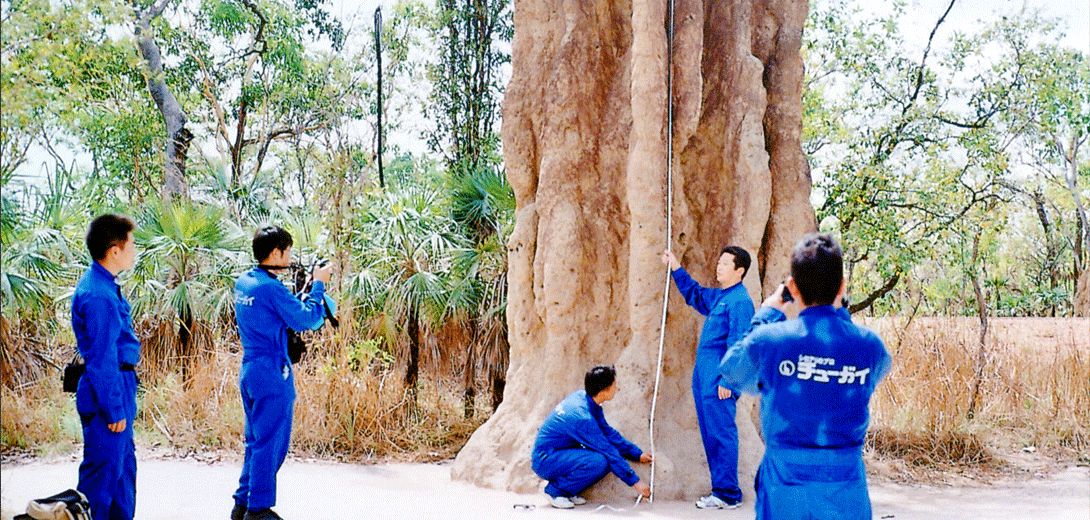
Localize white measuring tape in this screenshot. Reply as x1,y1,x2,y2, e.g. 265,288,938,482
642,0,676,506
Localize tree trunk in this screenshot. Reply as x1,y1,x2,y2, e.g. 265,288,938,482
134,1,191,200
463,324,477,419
405,305,420,403
452,0,815,499
966,234,989,420
489,370,504,412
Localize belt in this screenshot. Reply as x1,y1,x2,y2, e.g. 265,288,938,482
120,363,136,372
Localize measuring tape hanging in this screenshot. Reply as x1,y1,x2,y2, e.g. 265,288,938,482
643,0,676,505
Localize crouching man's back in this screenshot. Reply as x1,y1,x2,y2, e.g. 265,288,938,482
530,366,652,509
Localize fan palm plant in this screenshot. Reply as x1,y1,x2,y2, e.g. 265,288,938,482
351,183,462,402
129,199,248,373
0,170,83,386
448,168,513,415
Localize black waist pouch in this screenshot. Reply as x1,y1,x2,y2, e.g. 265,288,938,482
62,358,85,394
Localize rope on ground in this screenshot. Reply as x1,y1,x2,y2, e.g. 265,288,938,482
646,0,676,505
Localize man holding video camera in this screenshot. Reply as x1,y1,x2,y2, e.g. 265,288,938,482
230,225,332,520
719,233,891,519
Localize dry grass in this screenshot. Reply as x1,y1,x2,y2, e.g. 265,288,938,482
863,317,1089,473
1,324,487,462
1,379,82,454
3,317,1086,473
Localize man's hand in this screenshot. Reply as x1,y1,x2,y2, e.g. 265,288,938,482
633,480,651,498
717,386,732,400
660,250,680,271
107,418,127,433
639,452,654,464
312,262,333,284
761,284,790,313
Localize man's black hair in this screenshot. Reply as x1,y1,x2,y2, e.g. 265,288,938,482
720,245,752,278
86,214,135,261
790,233,843,306
585,365,617,398
253,225,294,262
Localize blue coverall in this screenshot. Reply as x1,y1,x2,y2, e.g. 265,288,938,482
232,267,326,511
670,268,754,502
531,390,644,498
72,262,141,520
720,305,892,520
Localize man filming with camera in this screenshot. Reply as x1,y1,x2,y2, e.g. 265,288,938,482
719,233,891,519
230,225,332,520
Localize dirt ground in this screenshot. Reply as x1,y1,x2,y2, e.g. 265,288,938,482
1,455,1086,520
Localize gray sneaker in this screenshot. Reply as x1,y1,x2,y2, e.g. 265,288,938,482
695,494,741,509
570,495,587,505
549,496,575,509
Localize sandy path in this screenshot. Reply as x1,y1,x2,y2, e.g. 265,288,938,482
1,457,1086,519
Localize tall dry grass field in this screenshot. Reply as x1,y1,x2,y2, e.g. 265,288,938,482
2,322,487,461
3,317,1086,471
863,317,1089,470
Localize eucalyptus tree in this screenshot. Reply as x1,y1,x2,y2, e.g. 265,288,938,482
804,0,1048,314
424,0,511,177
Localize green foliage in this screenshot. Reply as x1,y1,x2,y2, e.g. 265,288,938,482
130,200,249,324
424,0,511,176
0,171,86,322
805,0,1088,316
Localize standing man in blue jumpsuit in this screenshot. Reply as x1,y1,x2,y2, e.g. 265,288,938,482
230,226,331,520
660,246,754,509
72,214,141,520
531,366,653,509
719,233,892,520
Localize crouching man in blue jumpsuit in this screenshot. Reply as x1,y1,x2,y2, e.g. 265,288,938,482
661,246,755,509
719,234,892,520
531,366,653,509
230,226,332,520
72,214,141,520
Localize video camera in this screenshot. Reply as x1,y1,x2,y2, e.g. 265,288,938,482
283,258,338,364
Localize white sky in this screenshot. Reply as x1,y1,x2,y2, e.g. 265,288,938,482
872,0,1088,53
8,0,1088,189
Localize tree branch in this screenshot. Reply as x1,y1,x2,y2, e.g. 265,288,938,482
850,270,902,314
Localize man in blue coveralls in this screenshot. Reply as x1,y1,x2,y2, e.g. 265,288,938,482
72,214,141,520
531,365,653,509
720,233,892,519
660,245,754,509
230,226,331,520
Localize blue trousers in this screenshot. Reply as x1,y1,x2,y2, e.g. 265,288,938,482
755,446,869,520
77,371,137,520
233,359,296,510
693,349,742,502
533,449,610,498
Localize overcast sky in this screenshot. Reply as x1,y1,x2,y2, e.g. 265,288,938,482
9,0,1088,188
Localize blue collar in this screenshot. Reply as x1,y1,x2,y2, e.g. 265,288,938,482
582,391,602,413
254,266,282,280
91,261,118,284
799,305,838,318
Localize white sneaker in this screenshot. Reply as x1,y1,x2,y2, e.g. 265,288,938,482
695,494,741,509
570,496,587,505
549,496,575,509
